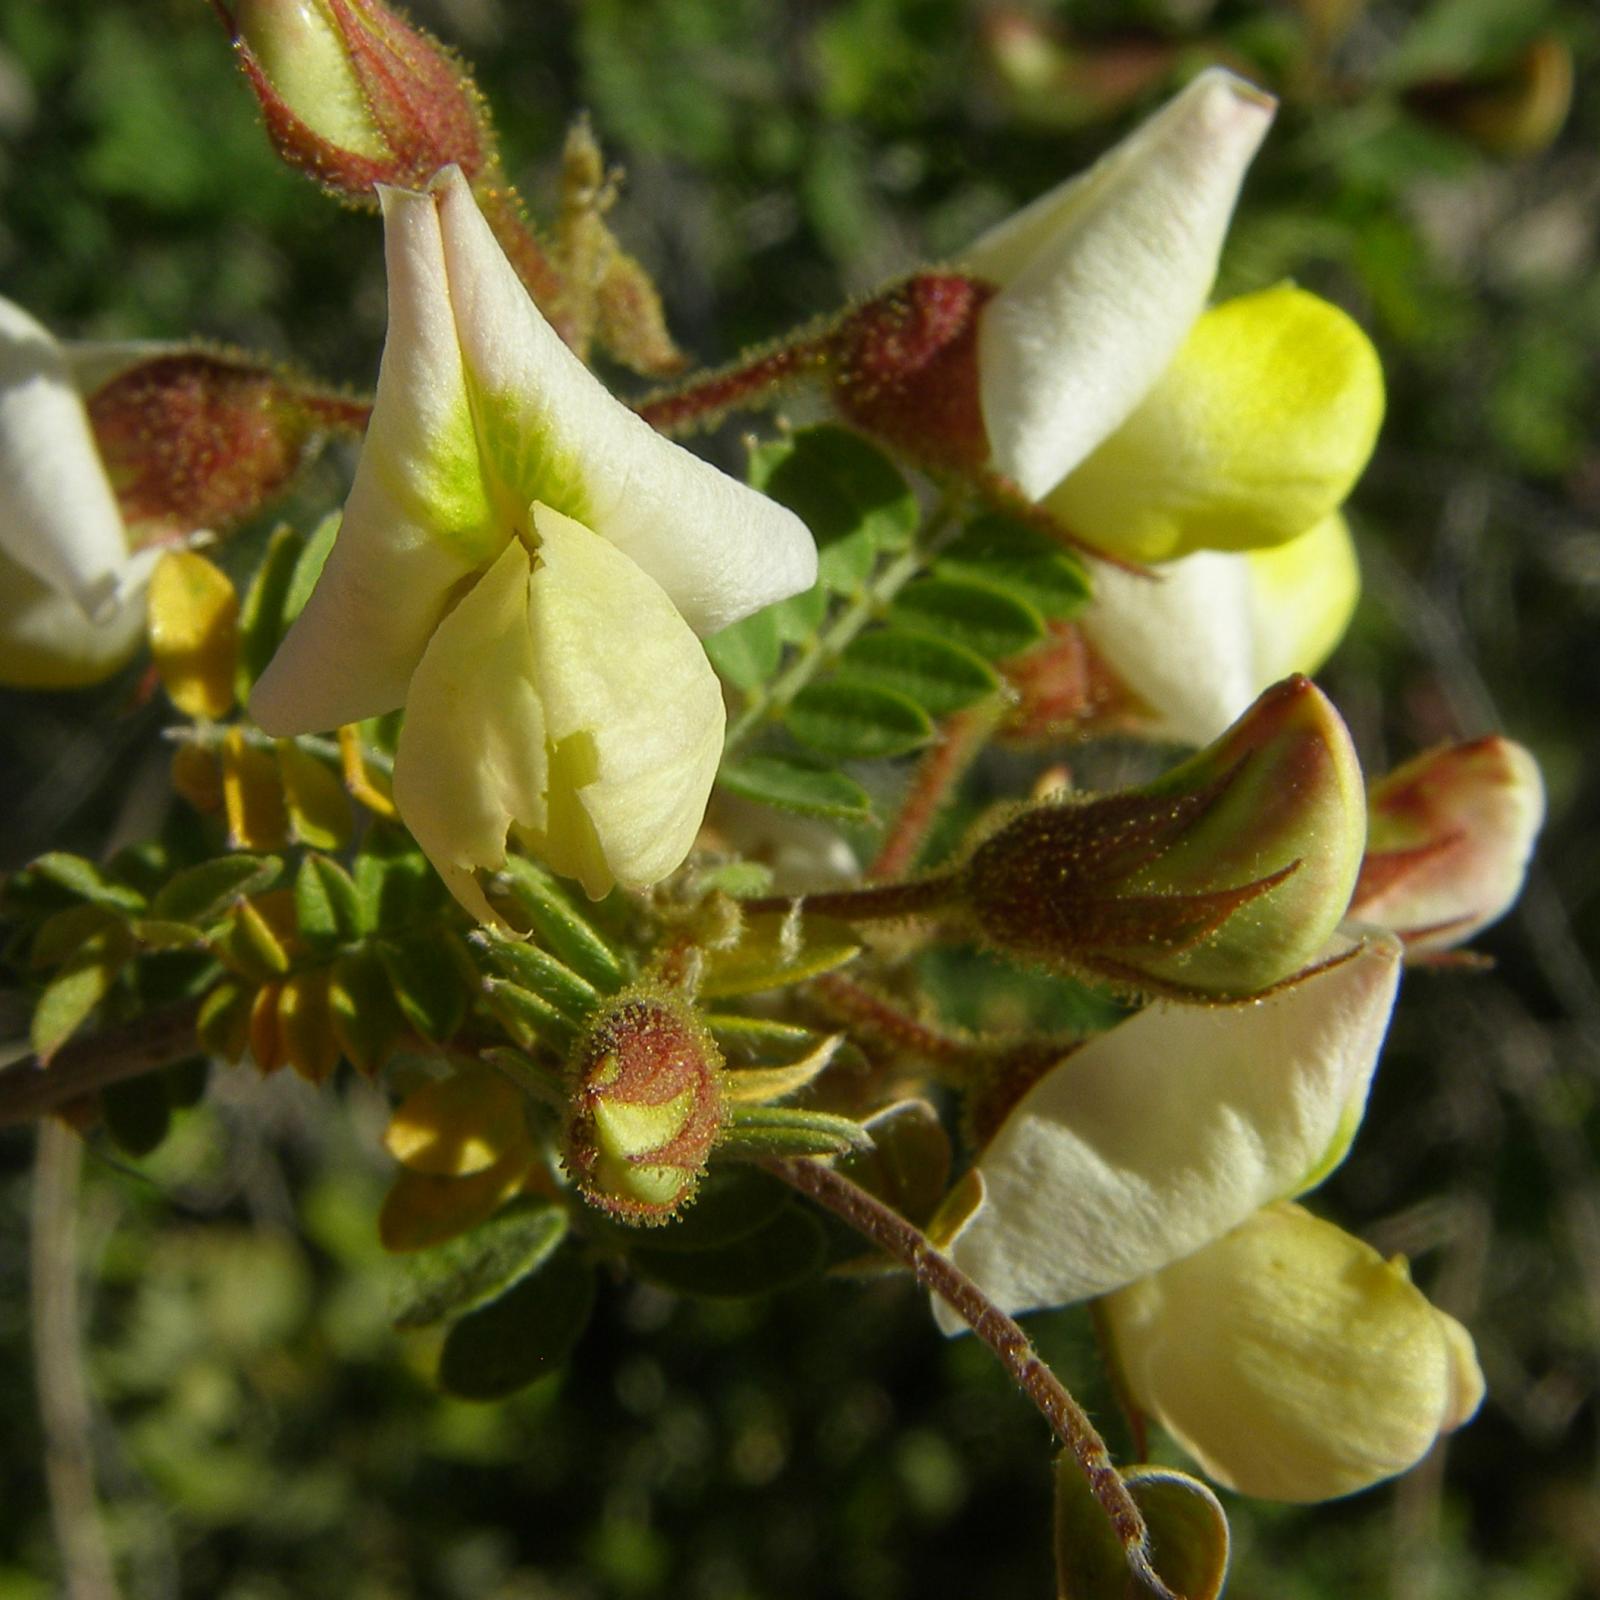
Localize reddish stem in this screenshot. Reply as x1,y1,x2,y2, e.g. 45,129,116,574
634,337,829,436
767,1157,1174,1600
738,871,961,923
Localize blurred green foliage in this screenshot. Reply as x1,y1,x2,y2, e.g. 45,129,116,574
3,0,1600,1595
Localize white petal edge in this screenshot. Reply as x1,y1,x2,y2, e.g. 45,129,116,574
251,180,498,734
966,69,1275,500
0,296,131,620
429,167,816,635
0,544,157,690
943,933,1403,1318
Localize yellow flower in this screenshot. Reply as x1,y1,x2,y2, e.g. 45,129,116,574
1102,1202,1484,1502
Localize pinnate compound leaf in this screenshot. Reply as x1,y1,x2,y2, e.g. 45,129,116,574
889,576,1045,661
717,754,873,822
936,513,1092,621
474,934,601,1026
494,857,626,993
785,679,934,760
294,854,364,950
838,628,1001,716
30,853,146,914
236,524,305,699
436,1243,597,1400
1055,1459,1229,1600
750,424,917,560
704,605,783,691
377,932,469,1043
151,854,283,926
392,1199,569,1330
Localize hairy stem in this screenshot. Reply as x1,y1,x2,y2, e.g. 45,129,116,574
738,871,961,923
0,1003,202,1129
766,1157,1175,1600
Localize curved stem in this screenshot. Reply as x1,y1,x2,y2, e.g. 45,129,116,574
766,1157,1176,1600
0,1003,202,1129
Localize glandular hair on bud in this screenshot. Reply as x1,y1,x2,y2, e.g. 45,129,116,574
564,987,723,1225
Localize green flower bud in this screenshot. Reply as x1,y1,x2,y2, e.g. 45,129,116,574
962,675,1366,997
565,989,723,1225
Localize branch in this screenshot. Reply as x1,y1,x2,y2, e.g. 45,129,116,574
765,1157,1177,1600
0,1003,202,1129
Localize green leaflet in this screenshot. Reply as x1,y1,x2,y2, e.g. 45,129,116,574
716,754,873,822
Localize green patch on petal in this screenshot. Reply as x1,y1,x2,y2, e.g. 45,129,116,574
379,389,501,565
473,388,591,530
1047,285,1384,563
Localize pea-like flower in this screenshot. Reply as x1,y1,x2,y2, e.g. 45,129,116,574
938,933,1486,1498
0,297,156,687
250,166,816,917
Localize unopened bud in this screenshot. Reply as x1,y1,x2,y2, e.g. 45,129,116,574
825,273,996,472
1349,736,1544,953
227,0,497,199
86,351,365,549
962,675,1366,996
564,989,723,1224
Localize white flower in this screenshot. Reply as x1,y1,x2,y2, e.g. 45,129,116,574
958,67,1277,503
250,166,816,916
0,297,156,688
941,933,1402,1316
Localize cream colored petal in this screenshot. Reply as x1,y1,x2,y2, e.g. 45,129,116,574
966,69,1275,500
1102,1203,1485,1502
391,539,549,924
1082,516,1359,747
1080,551,1261,746
430,167,816,635
0,297,130,620
1044,287,1385,562
0,544,156,689
947,935,1402,1314
250,180,500,735
522,504,725,897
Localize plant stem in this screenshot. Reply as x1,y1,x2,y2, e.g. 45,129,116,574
766,1157,1175,1600
0,1003,202,1129
869,697,1005,881
738,871,961,923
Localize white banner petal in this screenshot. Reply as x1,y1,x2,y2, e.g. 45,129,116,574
966,69,1275,500
430,167,816,635
947,934,1403,1315
0,297,130,620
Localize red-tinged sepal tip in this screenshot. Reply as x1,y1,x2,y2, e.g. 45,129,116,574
825,272,997,472
564,988,723,1225
961,675,1367,998
226,0,497,201
85,351,366,550
1349,736,1544,954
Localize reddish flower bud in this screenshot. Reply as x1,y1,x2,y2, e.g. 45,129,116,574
825,273,997,472
961,676,1366,997
564,989,723,1225
1349,736,1544,953
224,0,497,200
85,351,366,549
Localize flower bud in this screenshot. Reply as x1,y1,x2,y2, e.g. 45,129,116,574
962,675,1366,997
1101,1202,1485,1502
86,350,366,548
226,0,497,199
1349,736,1544,953
564,989,723,1224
